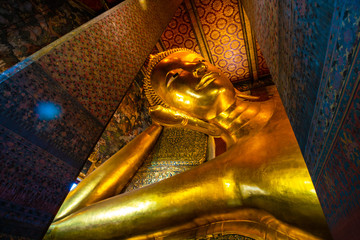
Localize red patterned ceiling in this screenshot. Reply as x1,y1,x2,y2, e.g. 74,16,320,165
195,0,251,81
155,0,271,84
160,4,200,54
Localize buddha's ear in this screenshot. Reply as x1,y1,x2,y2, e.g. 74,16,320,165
149,105,222,137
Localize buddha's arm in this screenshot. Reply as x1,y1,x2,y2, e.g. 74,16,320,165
53,124,162,221
45,152,236,240
45,128,329,239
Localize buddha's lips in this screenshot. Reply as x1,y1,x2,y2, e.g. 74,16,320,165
195,72,220,90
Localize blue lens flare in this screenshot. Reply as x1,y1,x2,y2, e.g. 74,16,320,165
36,102,62,120
70,183,78,191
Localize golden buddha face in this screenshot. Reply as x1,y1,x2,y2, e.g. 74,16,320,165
150,51,236,120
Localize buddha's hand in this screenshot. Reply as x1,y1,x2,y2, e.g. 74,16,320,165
149,105,222,136
192,121,222,136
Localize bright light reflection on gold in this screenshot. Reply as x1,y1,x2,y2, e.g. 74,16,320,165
241,185,268,196
113,201,152,217
185,90,201,98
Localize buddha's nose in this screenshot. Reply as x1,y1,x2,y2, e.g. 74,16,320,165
193,63,207,78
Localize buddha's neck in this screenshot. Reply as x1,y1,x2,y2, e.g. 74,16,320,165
210,98,275,148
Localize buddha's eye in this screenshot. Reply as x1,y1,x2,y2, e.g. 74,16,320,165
167,73,179,87
166,69,183,88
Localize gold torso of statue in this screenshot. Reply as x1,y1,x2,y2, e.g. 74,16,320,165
45,49,330,240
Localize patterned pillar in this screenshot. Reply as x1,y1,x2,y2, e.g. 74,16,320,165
0,0,181,239
240,0,360,239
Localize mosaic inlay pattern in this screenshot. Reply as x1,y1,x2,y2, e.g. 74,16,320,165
160,2,200,54
195,0,250,82
124,127,208,192
208,235,254,240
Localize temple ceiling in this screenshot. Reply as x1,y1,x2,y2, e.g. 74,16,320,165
152,0,270,86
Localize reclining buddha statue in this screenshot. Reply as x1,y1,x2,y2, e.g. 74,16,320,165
44,48,331,239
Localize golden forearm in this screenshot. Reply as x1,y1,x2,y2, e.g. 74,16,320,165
45,146,328,239
45,159,234,240
53,124,162,221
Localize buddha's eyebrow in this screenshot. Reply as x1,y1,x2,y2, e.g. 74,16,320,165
167,72,179,88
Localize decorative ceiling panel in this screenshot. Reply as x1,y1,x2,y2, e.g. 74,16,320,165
194,0,251,82
160,3,200,54
155,0,271,86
